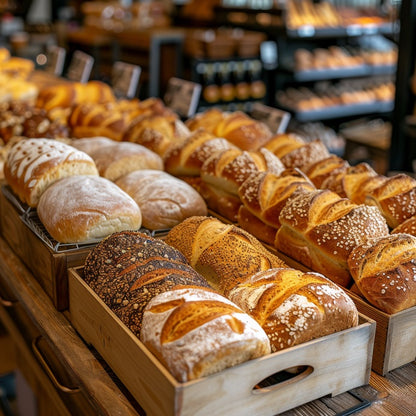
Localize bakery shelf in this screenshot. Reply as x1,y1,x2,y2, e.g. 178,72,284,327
277,100,394,122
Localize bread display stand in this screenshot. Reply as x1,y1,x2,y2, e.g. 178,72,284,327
270,244,416,376
0,185,92,311
68,266,375,416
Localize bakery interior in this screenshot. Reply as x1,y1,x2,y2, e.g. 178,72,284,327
1,0,416,415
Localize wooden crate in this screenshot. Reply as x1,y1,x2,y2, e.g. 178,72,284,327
0,186,92,311
68,266,376,416
346,291,416,376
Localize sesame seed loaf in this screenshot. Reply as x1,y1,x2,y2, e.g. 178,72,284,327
164,216,288,296
365,173,416,229
83,231,211,336
275,189,389,287
228,268,359,352
4,137,99,207
348,233,416,314
37,175,142,243
140,287,271,382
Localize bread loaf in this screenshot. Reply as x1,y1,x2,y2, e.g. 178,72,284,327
4,138,99,207
365,173,416,228
140,287,271,382
228,268,359,352
165,216,287,295
348,233,416,314
185,108,226,134
163,128,237,177
263,133,305,159
275,189,389,287
213,111,273,150
305,154,350,189
37,175,142,243
83,231,211,336
115,170,207,230
72,138,164,181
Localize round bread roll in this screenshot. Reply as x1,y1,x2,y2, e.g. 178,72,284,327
37,175,142,243
140,287,271,382
229,268,359,352
72,138,164,181
115,170,207,230
348,233,416,314
4,138,99,207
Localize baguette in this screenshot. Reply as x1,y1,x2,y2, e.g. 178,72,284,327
165,216,287,295
229,268,359,352
348,233,416,314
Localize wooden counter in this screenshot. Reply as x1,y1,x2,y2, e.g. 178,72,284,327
0,234,415,416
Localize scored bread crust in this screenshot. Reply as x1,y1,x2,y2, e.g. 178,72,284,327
4,138,99,207
140,287,271,382
228,267,359,352
165,216,287,295
348,233,416,314
37,175,142,243
275,189,389,287
115,169,207,230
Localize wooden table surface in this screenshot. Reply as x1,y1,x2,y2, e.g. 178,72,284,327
0,234,415,416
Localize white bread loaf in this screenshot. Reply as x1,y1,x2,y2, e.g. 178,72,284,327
229,268,359,352
4,138,99,207
37,175,142,243
115,170,207,230
140,287,271,382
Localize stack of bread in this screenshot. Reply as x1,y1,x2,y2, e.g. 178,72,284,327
83,230,271,382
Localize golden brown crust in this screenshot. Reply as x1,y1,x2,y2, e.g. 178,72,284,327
275,189,389,287
263,133,305,159
365,173,416,228
213,111,273,150
228,267,359,351
185,108,226,134
238,168,316,229
165,216,287,295
348,233,416,314
305,154,350,189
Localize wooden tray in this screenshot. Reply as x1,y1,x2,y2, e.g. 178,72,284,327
0,185,93,311
68,266,376,416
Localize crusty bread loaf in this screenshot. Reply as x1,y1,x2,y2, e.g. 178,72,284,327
72,138,164,181
365,173,416,228
213,111,273,150
37,175,142,243
263,133,305,159
238,168,316,230
115,170,207,230
70,136,115,155
275,189,389,287
163,128,237,177
305,154,350,189
348,233,416,314
140,287,271,382
228,267,359,352
4,138,99,207
165,216,287,295
83,231,211,336
391,214,416,236
69,102,128,141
